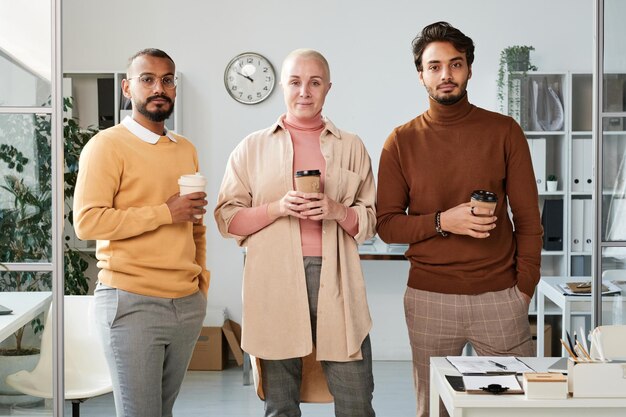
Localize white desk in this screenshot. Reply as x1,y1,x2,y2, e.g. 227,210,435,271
430,356,626,416
536,277,626,357
0,291,52,342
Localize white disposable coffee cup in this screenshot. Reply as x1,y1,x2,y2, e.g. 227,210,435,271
178,173,207,219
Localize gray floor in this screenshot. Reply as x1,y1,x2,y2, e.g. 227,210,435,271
0,361,415,416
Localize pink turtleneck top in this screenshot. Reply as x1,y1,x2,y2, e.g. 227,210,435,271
228,112,358,256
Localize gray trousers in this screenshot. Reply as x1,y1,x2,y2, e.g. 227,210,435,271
260,257,376,417
94,283,206,417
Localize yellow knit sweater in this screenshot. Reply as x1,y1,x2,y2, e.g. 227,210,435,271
73,124,209,298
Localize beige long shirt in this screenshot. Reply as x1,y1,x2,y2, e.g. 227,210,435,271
215,115,376,363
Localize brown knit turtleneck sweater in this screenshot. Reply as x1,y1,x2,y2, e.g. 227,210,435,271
376,94,543,298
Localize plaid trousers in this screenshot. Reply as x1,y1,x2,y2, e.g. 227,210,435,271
404,285,534,417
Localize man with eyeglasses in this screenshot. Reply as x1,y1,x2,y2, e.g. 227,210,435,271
74,48,209,417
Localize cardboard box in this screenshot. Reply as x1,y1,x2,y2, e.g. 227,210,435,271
223,319,244,366
529,322,552,357
188,319,244,371
523,372,568,399
568,358,626,398
188,326,228,371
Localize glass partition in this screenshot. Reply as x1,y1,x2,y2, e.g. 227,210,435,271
599,0,626,326
0,0,60,414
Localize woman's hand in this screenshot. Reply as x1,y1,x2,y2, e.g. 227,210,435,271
267,191,347,222
298,192,347,222
267,191,309,220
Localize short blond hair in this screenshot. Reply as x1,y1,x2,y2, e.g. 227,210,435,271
280,48,331,82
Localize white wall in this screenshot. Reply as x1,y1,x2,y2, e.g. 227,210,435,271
63,0,594,360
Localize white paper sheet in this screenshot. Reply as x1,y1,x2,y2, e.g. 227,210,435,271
446,356,534,374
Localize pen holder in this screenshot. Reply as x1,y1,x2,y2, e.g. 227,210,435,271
567,358,626,398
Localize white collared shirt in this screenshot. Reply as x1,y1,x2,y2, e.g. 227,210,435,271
121,116,177,144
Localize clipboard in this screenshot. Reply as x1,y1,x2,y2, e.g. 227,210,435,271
462,374,524,394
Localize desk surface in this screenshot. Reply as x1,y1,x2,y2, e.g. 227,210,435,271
0,291,52,342
430,356,626,416
358,239,407,261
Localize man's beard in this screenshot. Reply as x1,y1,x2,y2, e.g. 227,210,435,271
428,90,467,106
427,80,468,105
135,95,175,122
433,90,466,105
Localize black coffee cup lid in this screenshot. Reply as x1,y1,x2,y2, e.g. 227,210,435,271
471,190,497,202
295,170,321,177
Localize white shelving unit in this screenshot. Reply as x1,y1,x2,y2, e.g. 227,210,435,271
506,71,595,281
508,71,626,349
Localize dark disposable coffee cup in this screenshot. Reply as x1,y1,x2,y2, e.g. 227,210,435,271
470,190,497,216
295,170,321,193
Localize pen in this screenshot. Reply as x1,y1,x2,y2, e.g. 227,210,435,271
488,360,508,370
560,338,578,361
575,341,592,361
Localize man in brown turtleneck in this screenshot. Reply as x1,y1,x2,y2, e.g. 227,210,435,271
376,22,543,417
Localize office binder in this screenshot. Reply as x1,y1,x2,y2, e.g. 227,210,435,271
529,138,546,192
583,199,593,252
572,139,584,192
571,199,584,252
582,138,593,193
542,199,563,251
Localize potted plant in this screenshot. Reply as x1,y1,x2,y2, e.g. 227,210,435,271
497,45,538,113
547,174,558,192
0,98,97,401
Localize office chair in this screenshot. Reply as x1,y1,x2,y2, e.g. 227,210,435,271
5,295,112,417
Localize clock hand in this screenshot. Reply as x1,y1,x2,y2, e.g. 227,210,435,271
235,71,254,83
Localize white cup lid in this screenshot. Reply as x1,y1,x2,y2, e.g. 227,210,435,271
178,173,207,186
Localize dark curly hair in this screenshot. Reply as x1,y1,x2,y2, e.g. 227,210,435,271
412,21,474,71
127,48,175,70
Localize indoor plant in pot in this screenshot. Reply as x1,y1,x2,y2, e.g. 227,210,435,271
547,174,558,192
497,45,538,113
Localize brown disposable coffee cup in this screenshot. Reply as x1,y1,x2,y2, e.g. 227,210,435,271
295,170,321,193
470,190,497,216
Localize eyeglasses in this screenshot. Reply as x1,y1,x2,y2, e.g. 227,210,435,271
127,75,178,90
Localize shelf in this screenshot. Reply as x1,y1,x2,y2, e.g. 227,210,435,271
524,131,565,136
541,251,565,256
538,191,565,196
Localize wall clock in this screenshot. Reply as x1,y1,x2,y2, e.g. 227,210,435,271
224,52,276,104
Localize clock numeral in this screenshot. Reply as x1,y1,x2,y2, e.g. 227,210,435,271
228,75,234,82
257,92,262,98
263,67,268,73
247,94,253,100
246,57,253,63
266,76,272,82
263,86,268,91
231,85,238,91
238,92,243,98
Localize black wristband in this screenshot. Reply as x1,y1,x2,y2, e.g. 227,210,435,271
435,211,448,237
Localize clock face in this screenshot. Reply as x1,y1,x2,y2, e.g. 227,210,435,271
224,52,276,104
